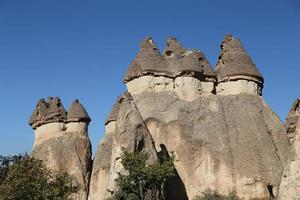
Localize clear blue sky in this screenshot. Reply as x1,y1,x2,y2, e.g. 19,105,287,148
0,0,299,155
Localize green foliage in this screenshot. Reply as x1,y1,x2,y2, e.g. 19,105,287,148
193,189,241,200
0,154,23,185
0,155,77,200
110,150,176,200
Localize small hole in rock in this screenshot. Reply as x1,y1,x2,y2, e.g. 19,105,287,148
166,51,173,56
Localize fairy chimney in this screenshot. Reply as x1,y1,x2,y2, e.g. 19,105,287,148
216,34,264,95
124,36,216,101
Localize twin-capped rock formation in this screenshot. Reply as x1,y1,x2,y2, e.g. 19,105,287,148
29,34,298,200
29,97,92,200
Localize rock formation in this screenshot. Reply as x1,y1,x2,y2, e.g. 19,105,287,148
124,37,216,102
278,99,300,200
29,35,298,200
29,97,92,200
216,34,263,95
89,93,159,200
89,35,291,200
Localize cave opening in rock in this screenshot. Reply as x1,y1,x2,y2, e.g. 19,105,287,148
158,144,188,200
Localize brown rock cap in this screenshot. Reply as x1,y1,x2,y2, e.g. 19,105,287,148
216,34,263,83
124,36,216,82
124,37,168,82
67,99,91,123
29,97,67,129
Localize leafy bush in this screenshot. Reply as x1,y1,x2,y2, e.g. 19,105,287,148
109,150,176,200
194,189,241,200
0,155,77,200
0,154,23,185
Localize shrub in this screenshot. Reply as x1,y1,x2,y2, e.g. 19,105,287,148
109,150,176,200
193,189,241,200
0,155,77,200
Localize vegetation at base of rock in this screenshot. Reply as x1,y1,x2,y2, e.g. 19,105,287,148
0,154,78,200
0,154,23,185
193,189,241,200
108,150,176,200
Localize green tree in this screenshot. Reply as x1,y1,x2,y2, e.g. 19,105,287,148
0,154,23,185
110,150,176,200
0,155,77,200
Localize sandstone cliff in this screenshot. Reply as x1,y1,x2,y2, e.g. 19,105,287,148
29,98,92,200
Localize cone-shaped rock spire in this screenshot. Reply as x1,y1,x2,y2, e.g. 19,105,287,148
216,34,263,83
29,97,67,129
105,99,121,125
195,51,216,79
67,99,91,123
163,37,186,59
124,37,168,82
163,37,204,78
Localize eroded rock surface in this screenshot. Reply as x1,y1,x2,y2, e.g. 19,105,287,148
29,98,92,200
278,99,300,200
131,91,289,199
89,93,159,200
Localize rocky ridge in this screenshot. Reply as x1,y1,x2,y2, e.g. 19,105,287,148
29,35,298,200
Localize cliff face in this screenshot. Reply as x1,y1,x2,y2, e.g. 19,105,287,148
90,91,289,200
88,93,159,200
88,35,291,200
29,98,92,200
29,35,296,200
278,99,300,200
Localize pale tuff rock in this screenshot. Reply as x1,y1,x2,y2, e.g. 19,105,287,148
285,99,300,142
29,98,92,200
216,34,263,95
278,99,300,200
88,93,159,200
130,91,289,200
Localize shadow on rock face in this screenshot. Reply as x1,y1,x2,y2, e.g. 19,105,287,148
158,144,188,200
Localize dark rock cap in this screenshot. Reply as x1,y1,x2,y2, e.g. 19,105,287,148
216,34,263,83
124,37,169,83
194,51,216,79
124,36,216,82
163,37,186,59
105,101,120,125
29,97,67,129
67,99,91,123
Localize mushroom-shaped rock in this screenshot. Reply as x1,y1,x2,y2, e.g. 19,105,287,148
29,97,67,129
216,34,263,83
124,37,168,82
67,99,91,123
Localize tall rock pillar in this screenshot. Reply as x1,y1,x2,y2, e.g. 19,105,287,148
29,97,92,200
